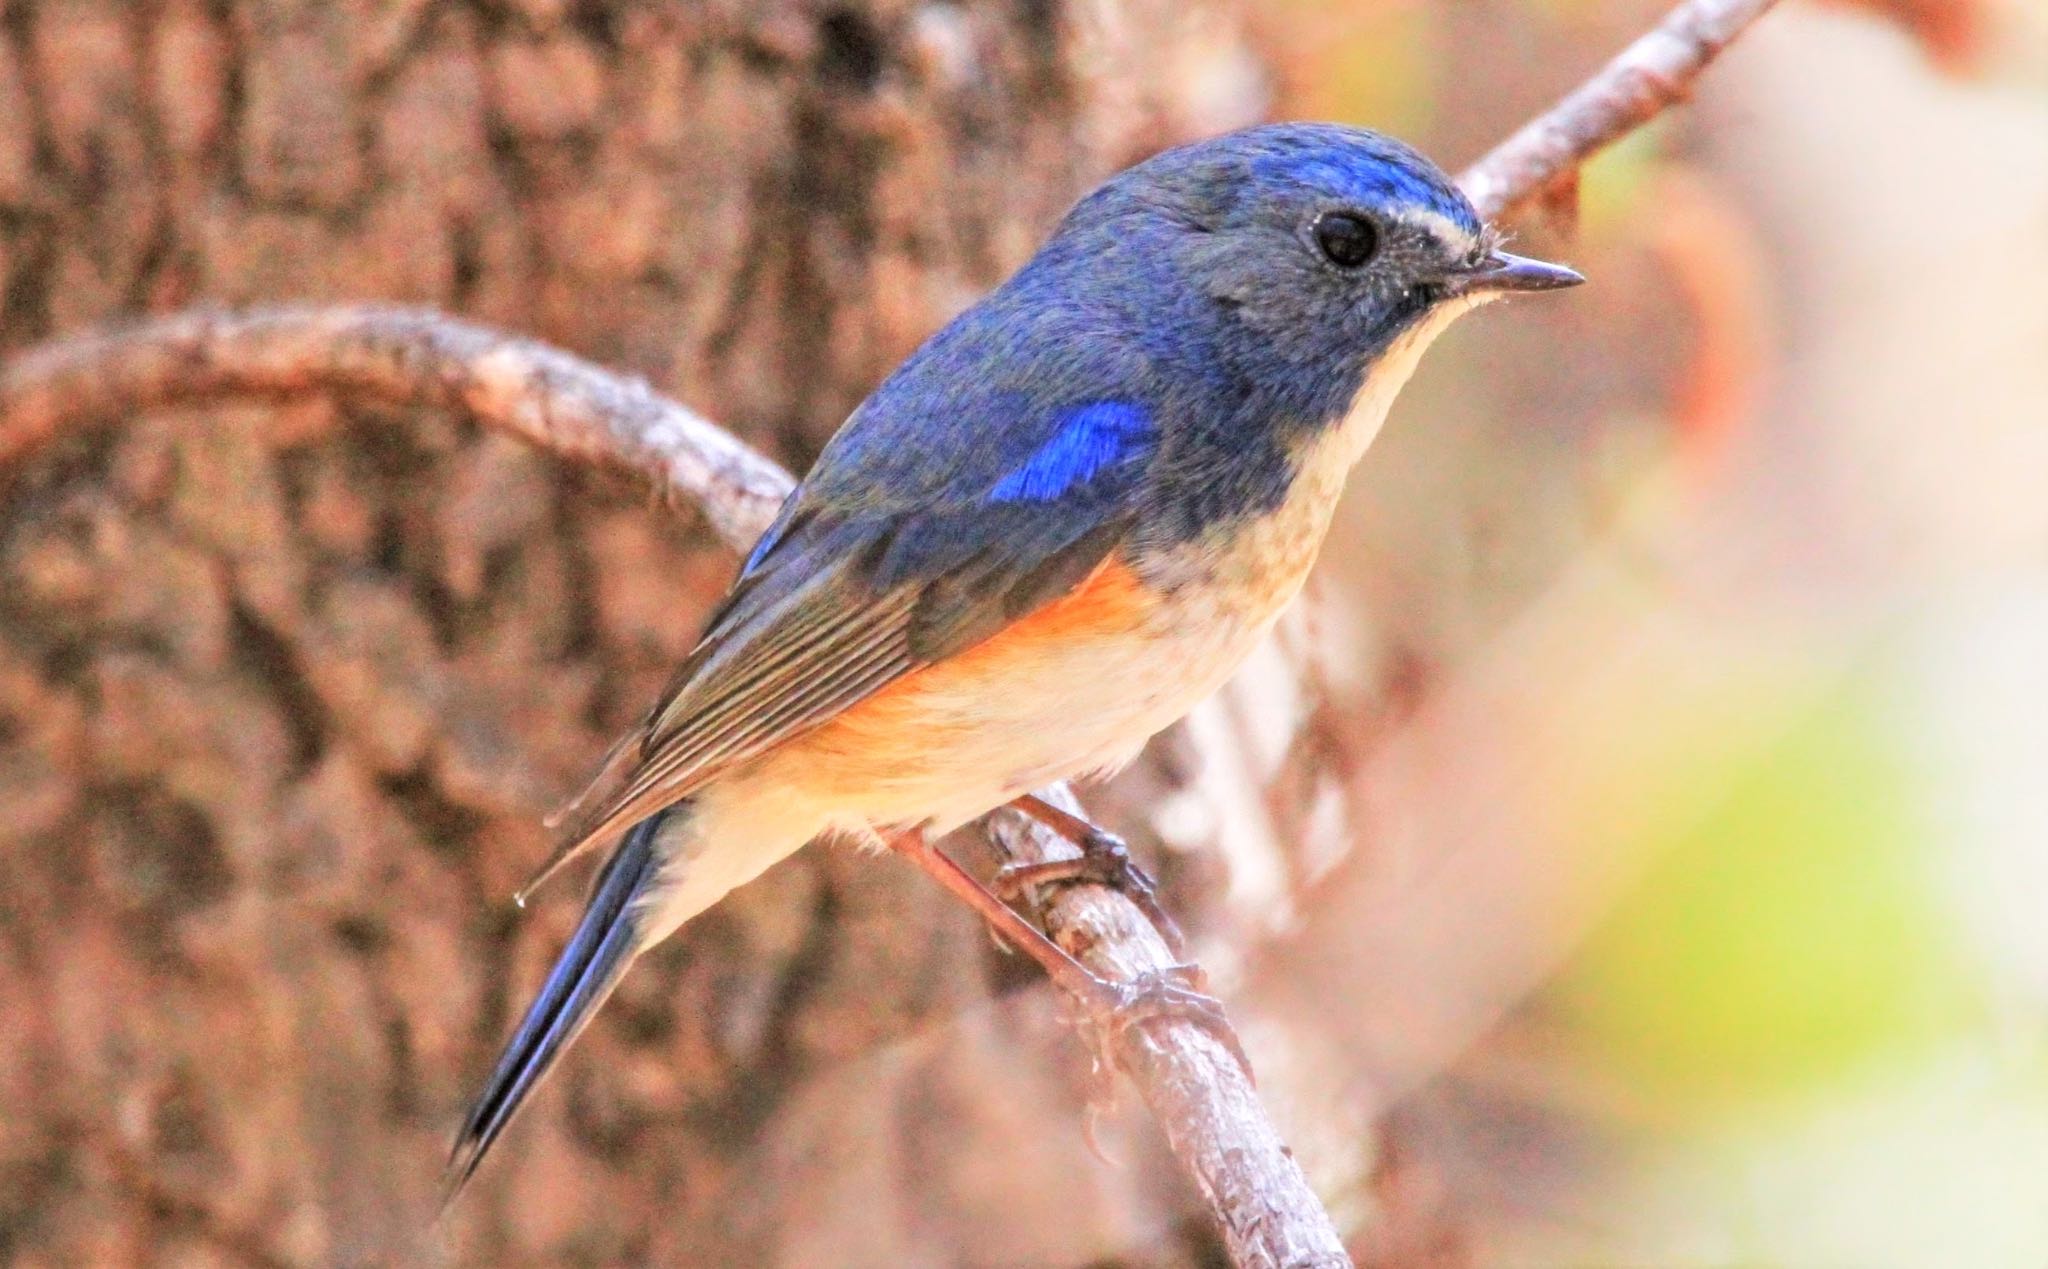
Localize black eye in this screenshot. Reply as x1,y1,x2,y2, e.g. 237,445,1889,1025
1312,212,1378,268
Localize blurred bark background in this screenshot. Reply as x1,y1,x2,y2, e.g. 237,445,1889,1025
5,0,2030,1263
0,1,1271,1263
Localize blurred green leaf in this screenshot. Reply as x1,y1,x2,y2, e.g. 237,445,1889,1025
1579,120,1665,238
1552,666,1977,1118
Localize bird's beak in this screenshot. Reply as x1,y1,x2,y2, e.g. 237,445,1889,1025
1443,249,1585,297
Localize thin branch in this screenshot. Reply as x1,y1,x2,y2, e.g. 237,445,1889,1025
0,0,1785,1261
0,304,791,551
1457,0,1782,221
987,790,1351,1268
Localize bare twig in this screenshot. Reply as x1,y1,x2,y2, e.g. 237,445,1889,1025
0,304,790,552
0,0,1783,1260
988,790,1351,1267
1458,0,1782,221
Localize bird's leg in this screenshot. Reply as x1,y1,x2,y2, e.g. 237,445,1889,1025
888,827,1110,1002
887,828,1249,1082
995,794,1187,958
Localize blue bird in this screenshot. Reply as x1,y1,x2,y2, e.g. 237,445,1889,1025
447,121,1580,1197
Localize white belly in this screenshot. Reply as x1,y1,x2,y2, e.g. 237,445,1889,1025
903,574,1289,829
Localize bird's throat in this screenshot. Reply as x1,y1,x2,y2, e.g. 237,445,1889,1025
1319,292,1489,476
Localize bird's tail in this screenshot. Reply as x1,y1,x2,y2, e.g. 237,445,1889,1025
442,808,673,1209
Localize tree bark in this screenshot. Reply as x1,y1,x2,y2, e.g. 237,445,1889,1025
0,2,1263,1263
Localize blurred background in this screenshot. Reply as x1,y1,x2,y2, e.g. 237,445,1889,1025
1,0,2043,1264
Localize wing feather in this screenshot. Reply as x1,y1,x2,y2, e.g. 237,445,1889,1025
520,395,1160,900
522,578,919,899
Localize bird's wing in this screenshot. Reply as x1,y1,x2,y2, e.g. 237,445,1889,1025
519,396,1159,899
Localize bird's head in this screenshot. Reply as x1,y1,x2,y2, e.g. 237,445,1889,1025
1052,122,1582,430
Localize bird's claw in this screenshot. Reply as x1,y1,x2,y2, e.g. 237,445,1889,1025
1079,963,1254,1088
993,827,1188,957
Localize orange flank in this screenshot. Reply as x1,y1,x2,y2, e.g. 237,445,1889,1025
918,554,1158,674
850,555,1153,720
779,556,1158,792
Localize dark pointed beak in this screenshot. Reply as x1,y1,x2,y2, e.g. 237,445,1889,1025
1443,249,1585,297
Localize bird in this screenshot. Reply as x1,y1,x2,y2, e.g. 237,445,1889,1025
444,121,1581,1198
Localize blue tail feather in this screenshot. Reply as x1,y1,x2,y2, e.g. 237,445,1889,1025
443,810,668,1206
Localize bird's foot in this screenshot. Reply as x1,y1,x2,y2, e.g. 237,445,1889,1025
1075,963,1252,1087
996,809,1187,957
885,827,1247,1097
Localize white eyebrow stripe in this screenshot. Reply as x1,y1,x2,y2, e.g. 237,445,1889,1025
1393,207,1476,254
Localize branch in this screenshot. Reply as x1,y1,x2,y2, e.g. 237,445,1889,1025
987,791,1351,1266
0,304,791,551
0,0,1784,1260
1457,0,1782,221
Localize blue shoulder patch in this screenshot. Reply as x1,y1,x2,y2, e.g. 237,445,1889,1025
988,401,1154,503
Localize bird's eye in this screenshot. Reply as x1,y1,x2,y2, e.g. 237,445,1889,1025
1312,212,1379,269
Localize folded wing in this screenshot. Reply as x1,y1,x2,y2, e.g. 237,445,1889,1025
521,396,1160,899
